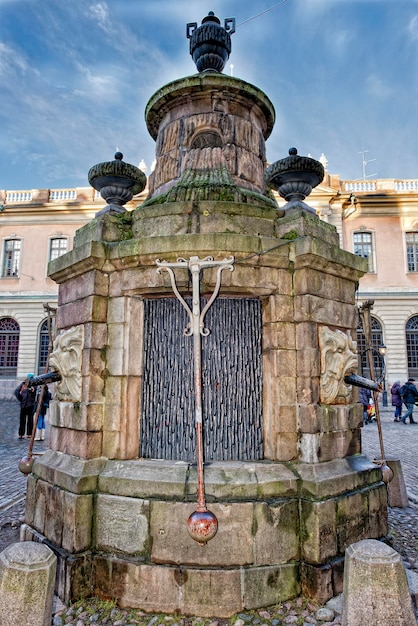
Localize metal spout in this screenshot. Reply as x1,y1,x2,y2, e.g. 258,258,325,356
28,371,61,387
344,373,381,392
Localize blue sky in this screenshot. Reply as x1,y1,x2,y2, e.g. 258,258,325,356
1,0,418,191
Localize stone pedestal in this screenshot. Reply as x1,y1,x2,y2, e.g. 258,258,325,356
0,541,56,626
342,539,416,625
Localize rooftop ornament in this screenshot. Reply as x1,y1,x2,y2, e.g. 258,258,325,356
265,147,324,214
186,11,235,73
88,152,147,217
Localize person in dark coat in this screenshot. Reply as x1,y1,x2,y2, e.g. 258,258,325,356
359,387,370,425
390,380,403,422
14,374,36,438
400,378,418,424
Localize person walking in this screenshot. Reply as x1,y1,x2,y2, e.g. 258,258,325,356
400,378,418,424
390,380,403,422
359,387,370,425
35,384,51,441
14,374,36,439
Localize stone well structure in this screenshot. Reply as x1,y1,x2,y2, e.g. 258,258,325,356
23,13,388,617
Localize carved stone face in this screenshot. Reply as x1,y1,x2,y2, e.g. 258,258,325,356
49,325,84,402
319,326,358,405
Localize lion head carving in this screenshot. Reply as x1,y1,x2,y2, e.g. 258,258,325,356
49,325,84,402
319,326,358,405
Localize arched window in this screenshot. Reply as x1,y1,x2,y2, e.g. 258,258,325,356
0,317,20,376
191,131,222,149
356,316,384,380
406,316,418,379
37,319,52,374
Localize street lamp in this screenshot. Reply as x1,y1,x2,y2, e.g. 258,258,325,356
378,343,388,406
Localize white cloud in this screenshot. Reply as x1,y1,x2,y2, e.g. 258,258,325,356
0,42,30,76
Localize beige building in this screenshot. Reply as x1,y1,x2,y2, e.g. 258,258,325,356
1,171,418,399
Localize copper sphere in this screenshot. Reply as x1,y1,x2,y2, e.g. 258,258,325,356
18,454,34,475
381,463,394,484
187,508,218,545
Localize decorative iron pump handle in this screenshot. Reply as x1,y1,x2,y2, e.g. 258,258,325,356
156,255,234,545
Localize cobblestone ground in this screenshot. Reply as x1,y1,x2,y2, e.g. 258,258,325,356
0,400,417,625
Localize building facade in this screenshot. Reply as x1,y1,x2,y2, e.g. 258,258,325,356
1,172,418,399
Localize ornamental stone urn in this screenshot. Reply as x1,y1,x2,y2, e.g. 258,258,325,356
88,151,147,217
265,147,324,213
186,11,235,73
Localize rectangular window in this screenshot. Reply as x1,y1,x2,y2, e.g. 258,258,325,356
49,237,68,261
353,231,374,272
2,239,21,277
406,232,418,272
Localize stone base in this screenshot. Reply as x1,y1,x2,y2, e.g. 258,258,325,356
24,454,388,615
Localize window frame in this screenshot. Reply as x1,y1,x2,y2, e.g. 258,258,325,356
405,231,418,273
353,230,375,273
1,238,22,278
0,317,20,376
48,236,69,263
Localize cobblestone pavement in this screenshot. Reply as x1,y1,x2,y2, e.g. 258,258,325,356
0,400,417,625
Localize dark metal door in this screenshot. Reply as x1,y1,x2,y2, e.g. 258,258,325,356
140,297,263,461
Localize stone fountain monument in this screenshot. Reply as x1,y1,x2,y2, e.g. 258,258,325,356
22,12,388,617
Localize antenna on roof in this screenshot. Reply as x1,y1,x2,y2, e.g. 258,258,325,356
358,147,377,180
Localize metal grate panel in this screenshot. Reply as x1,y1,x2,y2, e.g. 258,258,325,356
141,297,263,461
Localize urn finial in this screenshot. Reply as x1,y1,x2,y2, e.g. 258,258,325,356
186,12,235,73
88,152,147,217
265,148,324,213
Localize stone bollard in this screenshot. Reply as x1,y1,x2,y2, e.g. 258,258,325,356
0,541,57,626
342,539,417,626
386,458,409,508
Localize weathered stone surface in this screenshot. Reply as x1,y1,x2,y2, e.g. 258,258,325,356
294,267,358,303
386,458,409,508
336,491,369,553
0,542,56,626
151,501,253,566
58,269,109,305
263,293,295,323
301,561,334,604
94,558,181,613
253,500,300,564
342,540,416,625
99,459,298,500
99,459,190,499
49,426,103,459
180,567,243,617
56,295,108,329
96,494,149,555
32,449,106,493
62,491,93,553
300,499,337,563
242,563,300,609
296,456,381,499
276,208,340,246
368,484,388,538
275,432,298,461
294,293,357,328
